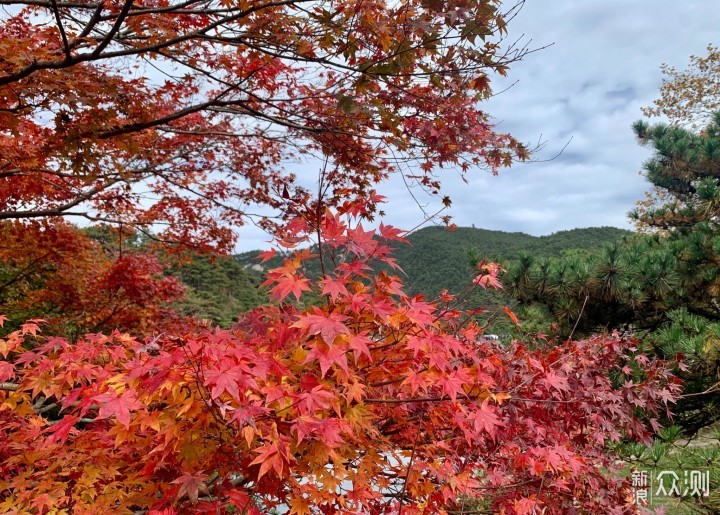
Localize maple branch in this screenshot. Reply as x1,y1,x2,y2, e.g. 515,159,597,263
0,382,19,391
0,0,100,6
47,416,97,424
132,226,218,251
210,101,326,133
149,170,251,219
157,127,281,139
365,395,452,404
0,180,120,220
75,1,105,42
368,376,407,388
98,0,213,20
397,433,418,513
96,91,320,140
50,0,72,60
316,158,328,279
0,0,308,86
509,397,577,404
97,99,220,140
681,379,720,398
37,402,59,414
91,0,134,57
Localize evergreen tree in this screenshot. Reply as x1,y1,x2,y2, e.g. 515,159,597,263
169,255,268,327
506,113,720,434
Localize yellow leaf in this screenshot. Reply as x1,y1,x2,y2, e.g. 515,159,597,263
242,425,255,447
291,346,307,364
288,495,312,515
492,392,511,405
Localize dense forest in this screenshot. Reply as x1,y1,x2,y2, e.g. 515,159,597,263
168,256,267,327
234,225,631,296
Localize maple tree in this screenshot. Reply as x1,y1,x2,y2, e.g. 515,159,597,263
0,212,681,513
0,220,185,337
0,0,529,252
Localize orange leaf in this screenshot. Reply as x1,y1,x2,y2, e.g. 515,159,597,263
503,306,520,327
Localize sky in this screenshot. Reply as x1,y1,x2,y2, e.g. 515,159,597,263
234,0,719,251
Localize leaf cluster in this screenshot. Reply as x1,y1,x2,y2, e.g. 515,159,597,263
0,0,529,252
0,212,682,514
0,221,185,338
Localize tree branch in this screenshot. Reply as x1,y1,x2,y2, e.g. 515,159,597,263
0,382,19,391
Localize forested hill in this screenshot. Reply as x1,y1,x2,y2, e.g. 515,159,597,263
384,225,633,296
235,225,633,298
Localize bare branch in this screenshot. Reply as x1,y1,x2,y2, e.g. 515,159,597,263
0,382,19,391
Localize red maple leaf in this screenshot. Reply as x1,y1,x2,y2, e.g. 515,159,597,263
43,414,79,446
249,442,290,480
306,343,349,377
204,366,255,400
513,497,541,515
172,472,210,504
292,308,349,345
468,401,503,439
94,389,143,428
227,489,253,511
257,249,276,263
265,273,311,301
0,360,14,381
542,371,570,394
20,320,43,336
320,277,349,301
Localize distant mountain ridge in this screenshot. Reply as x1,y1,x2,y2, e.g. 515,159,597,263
385,225,633,296
236,225,633,298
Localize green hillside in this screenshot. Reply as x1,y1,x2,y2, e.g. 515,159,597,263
234,226,632,298
395,225,633,296
170,226,631,326
168,255,267,327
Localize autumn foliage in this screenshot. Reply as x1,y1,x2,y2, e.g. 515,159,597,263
0,0,528,252
1,212,681,514
0,221,185,336
0,0,684,512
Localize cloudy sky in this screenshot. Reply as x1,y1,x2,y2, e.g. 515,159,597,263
235,0,718,251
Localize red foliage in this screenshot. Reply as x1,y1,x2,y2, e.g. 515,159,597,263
0,221,184,335
0,2,680,512
0,213,681,513
0,0,528,253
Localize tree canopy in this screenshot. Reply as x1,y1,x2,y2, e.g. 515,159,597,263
0,0,528,252
643,44,720,129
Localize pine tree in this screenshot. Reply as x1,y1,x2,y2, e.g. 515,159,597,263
505,113,720,434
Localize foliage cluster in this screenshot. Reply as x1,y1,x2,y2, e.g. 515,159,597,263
0,212,681,513
0,221,185,337
0,0,528,252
